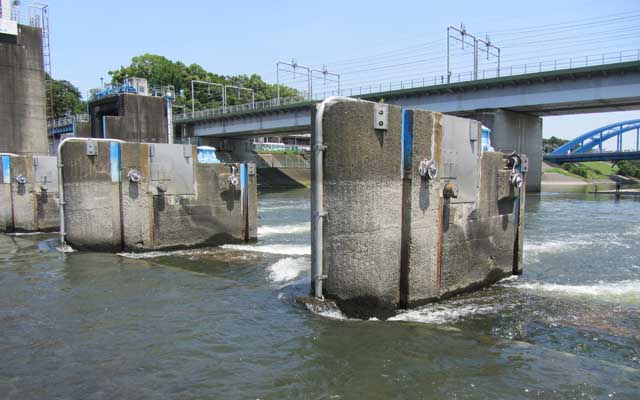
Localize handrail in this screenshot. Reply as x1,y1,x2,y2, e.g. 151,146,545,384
47,114,89,129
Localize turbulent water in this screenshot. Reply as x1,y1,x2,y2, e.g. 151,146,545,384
1,188,639,399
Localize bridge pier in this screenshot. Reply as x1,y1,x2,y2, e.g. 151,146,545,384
469,109,542,192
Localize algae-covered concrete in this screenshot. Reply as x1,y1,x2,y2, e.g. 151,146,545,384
61,141,256,252
317,100,526,317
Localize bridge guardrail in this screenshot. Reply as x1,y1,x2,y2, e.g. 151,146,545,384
174,96,308,122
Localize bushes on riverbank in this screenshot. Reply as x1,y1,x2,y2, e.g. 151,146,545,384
616,161,640,179
561,163,591,178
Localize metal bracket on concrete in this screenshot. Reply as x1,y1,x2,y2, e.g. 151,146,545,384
373,103,389,130
85,141,98,156
314,211,328,218
312,144,328,151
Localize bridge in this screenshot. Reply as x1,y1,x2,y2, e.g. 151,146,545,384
543,119,640,163
174,60,640,138
49,55,640,192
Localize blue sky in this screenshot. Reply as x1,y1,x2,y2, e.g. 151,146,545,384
46,0,640,142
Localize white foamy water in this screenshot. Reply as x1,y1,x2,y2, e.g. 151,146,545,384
267,257,309,283
390,303,503,324
524,238,591,255
501,280,640,303
117,249,211,259
258,223,310,236
221,244,311,256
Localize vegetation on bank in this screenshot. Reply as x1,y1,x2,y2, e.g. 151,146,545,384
47,74,86,119
616,160,640,179
48,53,297,119
545,160,640,181
542,136,569,153
108,54,297,112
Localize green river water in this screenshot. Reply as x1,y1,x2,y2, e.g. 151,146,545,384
1,188,639,399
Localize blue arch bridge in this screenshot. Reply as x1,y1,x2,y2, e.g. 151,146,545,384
543,119,640,163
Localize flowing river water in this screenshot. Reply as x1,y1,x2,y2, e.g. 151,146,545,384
1,188,639,399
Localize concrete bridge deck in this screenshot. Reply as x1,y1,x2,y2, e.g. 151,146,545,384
175,60,640,138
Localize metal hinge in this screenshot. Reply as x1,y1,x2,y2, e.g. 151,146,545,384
313,144,328,151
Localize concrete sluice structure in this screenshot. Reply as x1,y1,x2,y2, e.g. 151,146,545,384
0,154,59,232
311,99,526,319
59,141,257,252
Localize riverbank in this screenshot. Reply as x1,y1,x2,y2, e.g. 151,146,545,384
541,161,639,187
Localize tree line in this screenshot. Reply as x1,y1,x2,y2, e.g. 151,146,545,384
48,53,297,119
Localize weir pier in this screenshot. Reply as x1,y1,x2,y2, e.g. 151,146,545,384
307,99,526,318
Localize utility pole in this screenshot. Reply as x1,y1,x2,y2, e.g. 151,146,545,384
276,60,339,102
447,25,500,83
191,79,225,114
225,84,255,108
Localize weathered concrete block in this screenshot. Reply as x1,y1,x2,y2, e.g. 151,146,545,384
0,155,59,232
89,94,168,143
0,25,48,156
317,100,526,318
62,141,256,252
321,101,403,307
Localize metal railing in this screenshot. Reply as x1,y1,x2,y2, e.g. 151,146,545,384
256,154,311,169
253,142,310,153
47,114,89,129
333,49,640,97
89,83,175,101
175,48,640,122
175,95,308,122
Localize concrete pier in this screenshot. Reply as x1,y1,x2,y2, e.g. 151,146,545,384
0,154,59,232
89,94,169,142
316,100,525,318
60,141,257,252
471,109,542,192
0,25,48,156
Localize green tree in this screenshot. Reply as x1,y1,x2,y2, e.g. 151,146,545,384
48,74,85,119
108,54,298,112
542,136,569,153
616,160,640,179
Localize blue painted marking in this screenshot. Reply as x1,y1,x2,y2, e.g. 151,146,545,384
240,163,248,209
110,142,121,182
401,109,413,178
1,156,10,184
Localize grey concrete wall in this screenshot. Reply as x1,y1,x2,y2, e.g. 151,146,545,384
89,94,168,143
0,25,48,156
0,155,59,232
402,110,443,306
471,109,542,192
320,101,404,309
62,142,256,252
75,121,91,138
318,101,526,318
61,142,121,249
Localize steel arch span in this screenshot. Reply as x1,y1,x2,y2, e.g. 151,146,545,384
551,119,640,156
